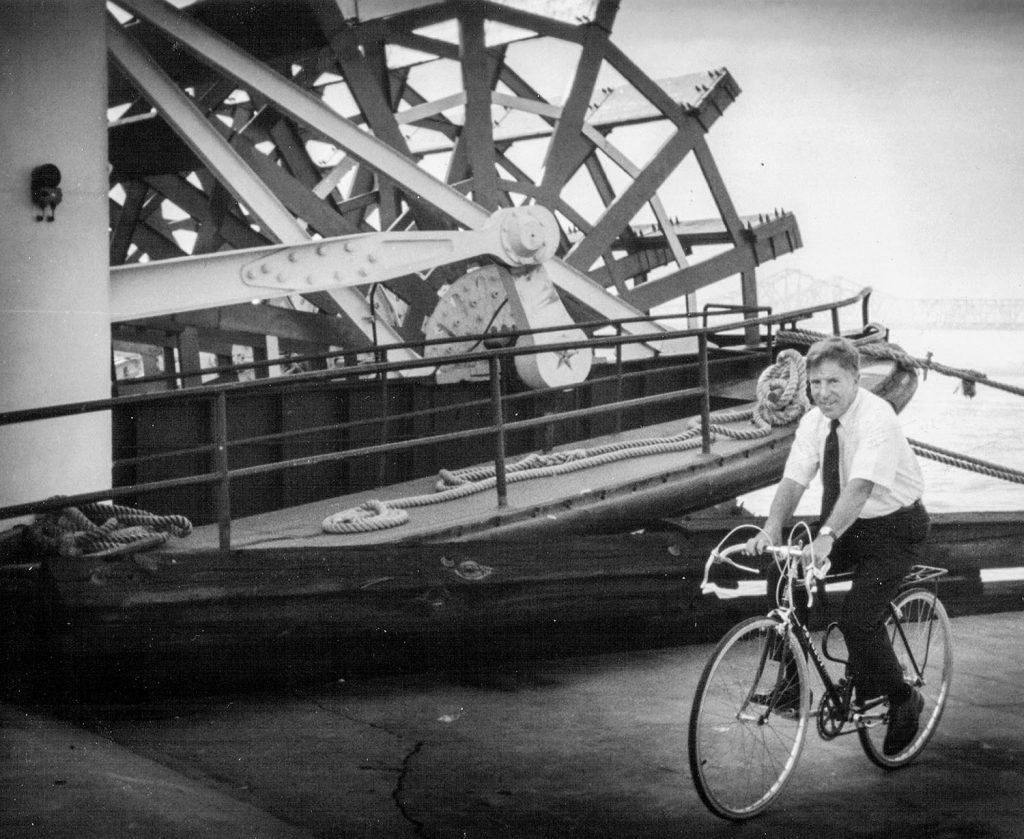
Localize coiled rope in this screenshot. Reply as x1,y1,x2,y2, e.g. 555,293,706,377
24,501,193,558
321,349,809,534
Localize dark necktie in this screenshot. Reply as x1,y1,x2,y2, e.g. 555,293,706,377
820,419,840,521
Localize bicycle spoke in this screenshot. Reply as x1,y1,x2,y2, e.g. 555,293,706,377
689,617,809,820
858,588,953,768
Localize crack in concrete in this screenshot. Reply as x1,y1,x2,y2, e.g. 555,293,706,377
298,696,428,833
393,740,426,835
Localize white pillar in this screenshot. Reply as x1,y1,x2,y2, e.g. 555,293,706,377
0,0,111,518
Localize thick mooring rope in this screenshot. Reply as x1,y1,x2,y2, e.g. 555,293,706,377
909,439,1024,485
321,350,810,534
25,501,193,558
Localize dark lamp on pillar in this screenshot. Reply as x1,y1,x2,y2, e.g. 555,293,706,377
31,164,62,222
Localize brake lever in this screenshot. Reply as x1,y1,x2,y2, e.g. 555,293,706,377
802,556,831,609
699,548,760,598
711,549,758,575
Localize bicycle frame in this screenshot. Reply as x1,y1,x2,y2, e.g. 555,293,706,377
780,606,887,736
701,525,945,736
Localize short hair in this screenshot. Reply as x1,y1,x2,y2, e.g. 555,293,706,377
806,336,860,375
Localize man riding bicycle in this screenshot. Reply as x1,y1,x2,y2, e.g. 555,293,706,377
745,336,931,756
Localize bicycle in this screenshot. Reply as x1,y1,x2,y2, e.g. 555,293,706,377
687,525,954,821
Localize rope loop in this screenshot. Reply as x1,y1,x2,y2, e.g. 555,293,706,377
322,499,409,533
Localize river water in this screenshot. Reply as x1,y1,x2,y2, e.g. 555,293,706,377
740,327,1024,515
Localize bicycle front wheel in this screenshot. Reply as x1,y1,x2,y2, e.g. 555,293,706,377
858,588,953,768
688,616,810,820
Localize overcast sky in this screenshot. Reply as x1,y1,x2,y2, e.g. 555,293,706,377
604,0,1024,301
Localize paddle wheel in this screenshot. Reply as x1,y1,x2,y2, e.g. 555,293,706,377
107,0,802,389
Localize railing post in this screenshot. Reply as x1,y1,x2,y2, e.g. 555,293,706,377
213,390,231,550
615,323,624,434
377,348,389,487
831,306,841,335
698,333,712,455
488,353,508,507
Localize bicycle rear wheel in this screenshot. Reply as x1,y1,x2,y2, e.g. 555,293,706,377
688,616,810,820
858,588,953,768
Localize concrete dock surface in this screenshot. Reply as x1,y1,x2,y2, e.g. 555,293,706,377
2,610,1022,838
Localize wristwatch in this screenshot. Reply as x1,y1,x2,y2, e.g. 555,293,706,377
818,525,837,541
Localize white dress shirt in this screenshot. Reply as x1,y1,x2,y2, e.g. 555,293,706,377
783,388,924,519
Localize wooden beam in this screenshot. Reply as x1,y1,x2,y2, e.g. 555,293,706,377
110,180,149,265
403,72,729,156
316,4,413,156
582,127,689,271
128,302,349,345
565,123,703,272
692,136,745,242
145,175,268,249
627,253,738,311
109,197,187,261
177,326,203,388
586,246,673,290
192,180,230,254
623,217,801,311
537,2,617,203
458,7,500,210
226,129,361,237
476,0,582,43
582,156,650,278
602,40,687,125
269,119,322,188
314,7,413,228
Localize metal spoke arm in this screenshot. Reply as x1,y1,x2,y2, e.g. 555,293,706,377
111,205,559,321
243,204,558,293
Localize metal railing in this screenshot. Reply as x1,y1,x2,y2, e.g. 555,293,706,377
0,288,873,549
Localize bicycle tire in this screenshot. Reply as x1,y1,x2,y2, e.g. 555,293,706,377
688,615,811,820
858,588,953,768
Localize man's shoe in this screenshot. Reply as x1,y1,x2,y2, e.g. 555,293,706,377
883,688,924,756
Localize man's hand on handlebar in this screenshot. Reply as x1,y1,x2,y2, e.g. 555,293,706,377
742,530,832,573
802,533,834,572
743,531,777,556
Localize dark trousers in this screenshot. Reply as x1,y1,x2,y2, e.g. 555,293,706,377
769,500,930,700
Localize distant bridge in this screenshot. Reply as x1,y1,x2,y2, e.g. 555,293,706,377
881,298,1024,330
